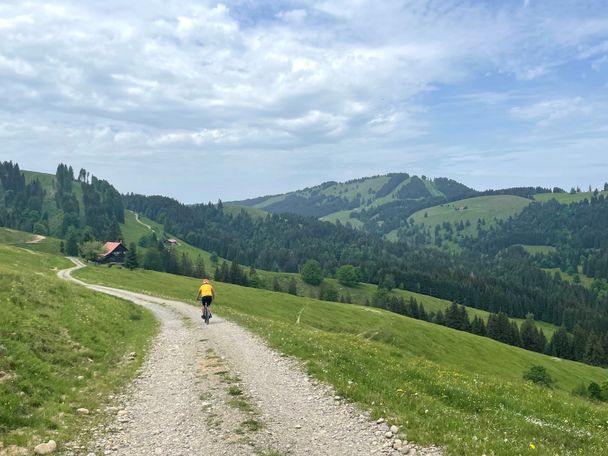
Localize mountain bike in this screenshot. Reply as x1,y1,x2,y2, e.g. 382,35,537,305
200,296,213,325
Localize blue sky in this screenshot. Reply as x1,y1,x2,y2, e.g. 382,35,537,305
1,0,607,202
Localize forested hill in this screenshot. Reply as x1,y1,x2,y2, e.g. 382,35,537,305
229,173,551,236
230,174,476,231
467,195,608,280
0,161,123,245
125,193,608,334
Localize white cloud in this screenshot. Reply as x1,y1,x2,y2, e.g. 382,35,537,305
0,0,607,201
510,97,592,126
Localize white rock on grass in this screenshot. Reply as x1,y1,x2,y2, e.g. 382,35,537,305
393,439,403,449
384,431,393,439
77,408,90,415
34,440,57,454
390,425,399,434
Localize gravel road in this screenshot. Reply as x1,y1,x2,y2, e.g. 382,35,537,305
59,259,443,456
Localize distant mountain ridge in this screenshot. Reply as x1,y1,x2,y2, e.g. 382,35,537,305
229,173,553,236
230,173,478,233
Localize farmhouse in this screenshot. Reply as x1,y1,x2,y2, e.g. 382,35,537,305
100,241,128,264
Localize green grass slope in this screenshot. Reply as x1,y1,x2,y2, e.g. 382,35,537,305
73,265,608,456
222,204,268,219
405,195,532,247
0,227,63,255
534,191,608,204
121,210,219,267
0,245,158,450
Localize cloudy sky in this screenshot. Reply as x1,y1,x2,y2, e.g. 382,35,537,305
1,0,607,202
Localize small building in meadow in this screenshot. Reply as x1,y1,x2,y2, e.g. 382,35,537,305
100,241,128,264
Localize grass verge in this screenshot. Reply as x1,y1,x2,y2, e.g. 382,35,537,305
73,265,608,456
0,245,158,450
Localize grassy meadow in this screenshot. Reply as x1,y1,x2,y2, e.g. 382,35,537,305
534,191,608,204
74,265,608,456
0,227,63,255
406,195,532,247
0,245,158,450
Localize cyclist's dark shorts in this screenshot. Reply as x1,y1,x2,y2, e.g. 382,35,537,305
201,296,213,306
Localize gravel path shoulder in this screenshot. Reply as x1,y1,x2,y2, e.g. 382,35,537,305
59,259,443,456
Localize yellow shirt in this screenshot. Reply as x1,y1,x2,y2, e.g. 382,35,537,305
197,283,215,298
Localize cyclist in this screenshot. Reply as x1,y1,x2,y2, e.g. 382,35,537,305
196,278,215,320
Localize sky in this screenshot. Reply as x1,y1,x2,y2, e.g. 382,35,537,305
1,0,608,203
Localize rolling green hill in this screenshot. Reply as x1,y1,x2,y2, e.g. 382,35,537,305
229,173,477,235
398,195,532,248
0,244,157,450
73,264,608,456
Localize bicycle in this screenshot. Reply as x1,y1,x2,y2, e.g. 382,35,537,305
200,296,213,325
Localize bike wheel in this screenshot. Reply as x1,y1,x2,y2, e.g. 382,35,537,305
204,306,210,325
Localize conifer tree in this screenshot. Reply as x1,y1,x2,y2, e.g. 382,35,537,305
124,243,139,270
194,255,207,278
583,334,606,366
180,253,193,277
65,229,79,256
288,277,297,295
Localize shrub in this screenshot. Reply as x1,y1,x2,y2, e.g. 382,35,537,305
523,365,554,388
79,240,104,262
301,259,323,285
336,264,360,287
602,381,608,401
588,382,602,400
319,282,338,302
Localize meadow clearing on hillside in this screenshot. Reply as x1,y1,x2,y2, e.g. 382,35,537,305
406,195,531,248
75,265,608,456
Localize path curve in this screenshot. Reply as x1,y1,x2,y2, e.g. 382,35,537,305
25,234,46,244
59,259,442,456
132,211,154,232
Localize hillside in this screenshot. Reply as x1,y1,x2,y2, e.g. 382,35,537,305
230,173,478,235
118,213,559,337
0,227,63,254
73,263,608,456
534,190,608,204
0,244,157,451
1,164,124,244
393,195,532,248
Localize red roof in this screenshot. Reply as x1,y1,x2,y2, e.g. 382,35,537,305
167,239,177,244
102,242,124,257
